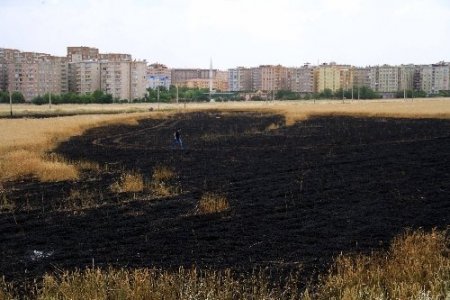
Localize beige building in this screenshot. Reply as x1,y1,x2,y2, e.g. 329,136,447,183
67,46,99,62
315,63,351,93
353,67,371,88
260,65,289,91
69,61,101,95
67,46,147,101
100,60,147,100
171,69,215,85
2,48,68,101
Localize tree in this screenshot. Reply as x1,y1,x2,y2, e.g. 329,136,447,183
319,88,333,99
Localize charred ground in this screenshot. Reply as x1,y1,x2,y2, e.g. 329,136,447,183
1,111,449,283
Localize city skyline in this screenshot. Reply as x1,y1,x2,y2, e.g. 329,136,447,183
1,0,450,70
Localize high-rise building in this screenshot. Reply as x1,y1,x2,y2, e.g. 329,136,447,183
227,67,252,92
353,67,371,88
67,46,147,101
369,65,399,94
251,67,262,91
289,64,315,94
1,48,68,101
432,62,450,94
260,65,289,91
398,65,415,93
315,63,348,93
67,46,99,62
69,60,101,95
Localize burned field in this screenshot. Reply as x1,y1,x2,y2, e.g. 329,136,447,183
1,111,450,283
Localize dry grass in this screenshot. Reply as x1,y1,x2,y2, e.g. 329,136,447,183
34,267,303,300
110,171,145,193
152,165,176,182
0,229,448,299
1,100,450,183
0,111,169,183
197,192,230,214
150,165,178,197
315,228,450,299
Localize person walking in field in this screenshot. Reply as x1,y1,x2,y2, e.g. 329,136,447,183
173,128,183,149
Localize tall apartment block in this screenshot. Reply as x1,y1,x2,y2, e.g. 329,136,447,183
67,46,147,101
398,65,415,92
67,46,99,62
147,63,171,90
101,60,147,100
288,64,315,94
315,63,352,93
369,65,399,94
170,68,228,91
228,67,252,92
259,65,289,91
353,67,371,88
431,62,450,94
1,48,68,101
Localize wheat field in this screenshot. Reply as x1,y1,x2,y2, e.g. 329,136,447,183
1,99,450,183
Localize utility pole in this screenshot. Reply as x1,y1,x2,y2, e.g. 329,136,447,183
9,90,12,117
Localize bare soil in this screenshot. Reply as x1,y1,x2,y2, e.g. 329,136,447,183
1,111,449,283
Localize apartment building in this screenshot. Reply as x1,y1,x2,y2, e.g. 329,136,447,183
398,64,415,92
67,46,99,62
147,63,171,90
289,64,315,94
259,65,289,91
171,69,216,86
353,67,371,88
227,67,252,92
315,63,343,92
413,65,432,94
102,60,146,100
69,60,101,95
100,53,132,62
1,48,68,101
432,62,450,94
370,65,399,94
251,67,262,91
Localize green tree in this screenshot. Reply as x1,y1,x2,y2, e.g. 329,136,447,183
319,88,333,99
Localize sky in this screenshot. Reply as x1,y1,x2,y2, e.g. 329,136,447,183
1,0,449,69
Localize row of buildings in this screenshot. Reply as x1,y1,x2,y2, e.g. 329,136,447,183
145,61,450,98
0,47,147,101
1,46,449,101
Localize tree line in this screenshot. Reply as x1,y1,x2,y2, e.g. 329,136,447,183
1,86,449,104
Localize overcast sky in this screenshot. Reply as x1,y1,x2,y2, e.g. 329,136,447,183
1,0,449,69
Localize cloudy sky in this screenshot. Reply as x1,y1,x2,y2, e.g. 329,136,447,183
1,0,449,69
